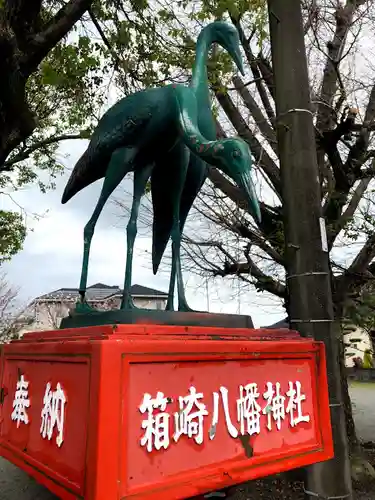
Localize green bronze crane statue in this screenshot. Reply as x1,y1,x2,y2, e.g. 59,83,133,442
61,21,260,312
151,22,261,312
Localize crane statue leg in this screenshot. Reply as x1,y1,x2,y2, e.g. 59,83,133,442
152,153,206,313
121,163,154,309
176,258,194,312
166,144,190,311
162,235,194,312
175,155,208,312
77,147,135,312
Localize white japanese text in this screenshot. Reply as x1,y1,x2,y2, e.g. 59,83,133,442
139,379,311,452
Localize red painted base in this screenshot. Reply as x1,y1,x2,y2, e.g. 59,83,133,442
0,324,333,499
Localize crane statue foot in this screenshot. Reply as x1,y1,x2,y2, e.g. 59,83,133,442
165,300,175,312
164,294,197,313
178,300,197,313
74,292,96,314
178,305,197,313
74,302,97,314
120,292,137,310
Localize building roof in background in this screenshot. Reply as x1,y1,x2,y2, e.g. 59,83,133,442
130,284,168,297
36,283,168,302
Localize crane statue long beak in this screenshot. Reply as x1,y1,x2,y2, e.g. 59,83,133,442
233,46,245,76
236,171,262,223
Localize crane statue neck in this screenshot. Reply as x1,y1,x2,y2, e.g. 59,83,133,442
190,30,214,91
175,85,223,163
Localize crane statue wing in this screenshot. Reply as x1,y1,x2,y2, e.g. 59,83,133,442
61,147,109,204
62,89,159,204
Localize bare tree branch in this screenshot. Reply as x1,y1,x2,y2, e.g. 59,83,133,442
206,165,285,260
215,89,281,194
316,1,365,134
327,178,371,249
207,166,279,226
228,220,284,266
324,87,375,233
185,234,286,298
303,0,319,35
232,75,278,155
0,273,27,342
229,15,276,125
335,232,375,304
256,53,275,102
214,257,286,298
22,0,94,74
4,133,86,169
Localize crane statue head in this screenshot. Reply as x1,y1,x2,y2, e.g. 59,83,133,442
173,81,260,223
211,137,261,222
198,21,245,76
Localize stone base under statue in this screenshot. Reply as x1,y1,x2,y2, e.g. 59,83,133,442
0,323,333,500
60,308,254,329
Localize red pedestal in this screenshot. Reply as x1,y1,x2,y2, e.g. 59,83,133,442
0,325,333,499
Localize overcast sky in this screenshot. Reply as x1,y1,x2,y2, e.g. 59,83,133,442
1,138,285,328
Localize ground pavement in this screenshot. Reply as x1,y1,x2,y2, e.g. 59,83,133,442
0,383,373,499
349,382,375,442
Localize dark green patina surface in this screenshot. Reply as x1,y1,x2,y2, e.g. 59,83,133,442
61,21,260,326
60,308,254,329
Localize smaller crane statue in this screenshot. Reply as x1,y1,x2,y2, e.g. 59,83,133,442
61,21,261,315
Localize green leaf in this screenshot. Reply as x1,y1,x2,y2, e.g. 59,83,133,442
0,211,26,262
